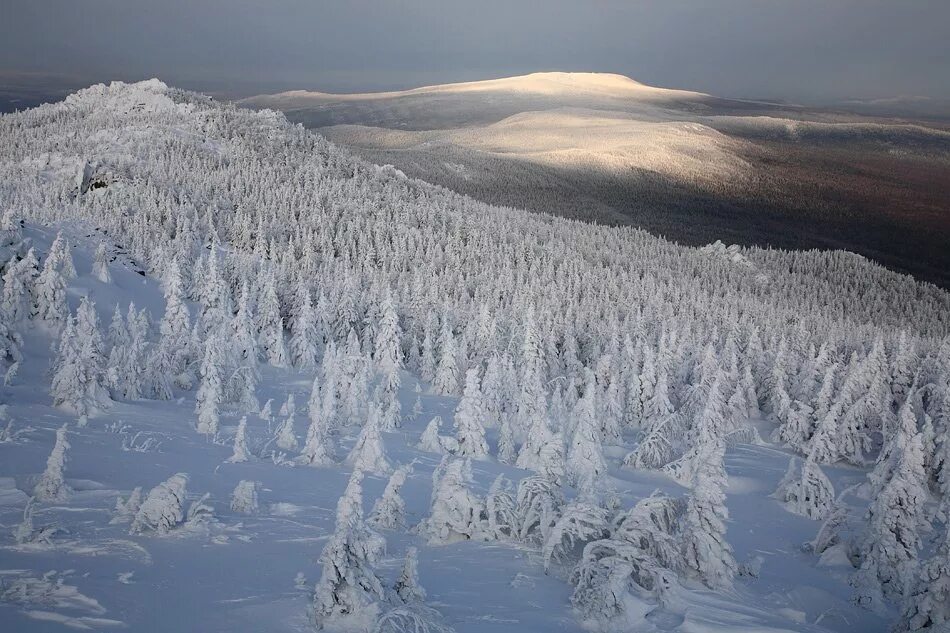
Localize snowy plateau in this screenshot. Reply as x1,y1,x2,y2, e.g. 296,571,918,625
0,79,948,633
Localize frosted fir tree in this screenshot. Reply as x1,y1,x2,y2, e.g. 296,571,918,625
419,457,486,544
393,546,426,603
899,521,950,632
298,378,336,466
773,455,835,520
275,413,299,452
256,271,288,368
481,475,516,542
289,283,318,369
411,395,423,420
226,417,251,463
149,258,192,393
431,317,459,396
51,297,109,415
228,283,260,411
453,368,489,459
46,232,75,280
1,247,38,322
130,473,189,535
230,480,260,515
680,450,737,590
858,422,929,602
33,424,70,501
373,293,403,375
195,334,224,437
33,245,68,328
311,469,387,628
369,463,412,530
417,416,448,454
346,415,390,475
92,241,112,283
496,414,517,465
663,374,727,487
566,371,607,490
419,326,437,384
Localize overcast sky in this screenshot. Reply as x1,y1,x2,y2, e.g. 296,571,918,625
2,0,949,102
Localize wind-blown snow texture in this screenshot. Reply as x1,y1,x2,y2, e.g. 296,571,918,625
0,80,949,632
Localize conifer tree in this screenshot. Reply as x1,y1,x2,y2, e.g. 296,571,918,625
453,368,489,458
33,424,70,501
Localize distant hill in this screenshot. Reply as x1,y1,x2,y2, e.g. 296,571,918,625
242,72,950,287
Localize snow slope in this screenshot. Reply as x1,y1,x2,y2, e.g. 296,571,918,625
0,80,948,633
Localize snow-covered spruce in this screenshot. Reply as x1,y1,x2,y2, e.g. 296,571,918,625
33,424,70,501
130,473,189,535
311,469,387,629
369,463,412,530
418,457,486,544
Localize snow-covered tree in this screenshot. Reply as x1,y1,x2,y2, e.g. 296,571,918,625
226,417,251,463
419,457,485,544
290,283,318,369
453,368,489,458
130,473,189,535
298,378,335,466
431,317,459,395
417,416,448,454
1,247,38,322
542,500,610,571
858,420,929,602
257,270,288,367
311,469,387,628
369,463,411,530
566,371,607,490
51,297,109,415
899,521,950,632
230,480,260,515
33,424,70,501
393,546,426,603
485,474,518,540
773,455,835,520
680,452,736,589
92,242,112,283
275,413,299,452
33,246,68,328
195,333,224,436
346,416,390,475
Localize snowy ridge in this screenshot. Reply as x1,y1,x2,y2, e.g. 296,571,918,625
0,80,948,632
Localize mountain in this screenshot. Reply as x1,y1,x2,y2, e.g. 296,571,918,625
242,72,950,287
0,79,948,633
